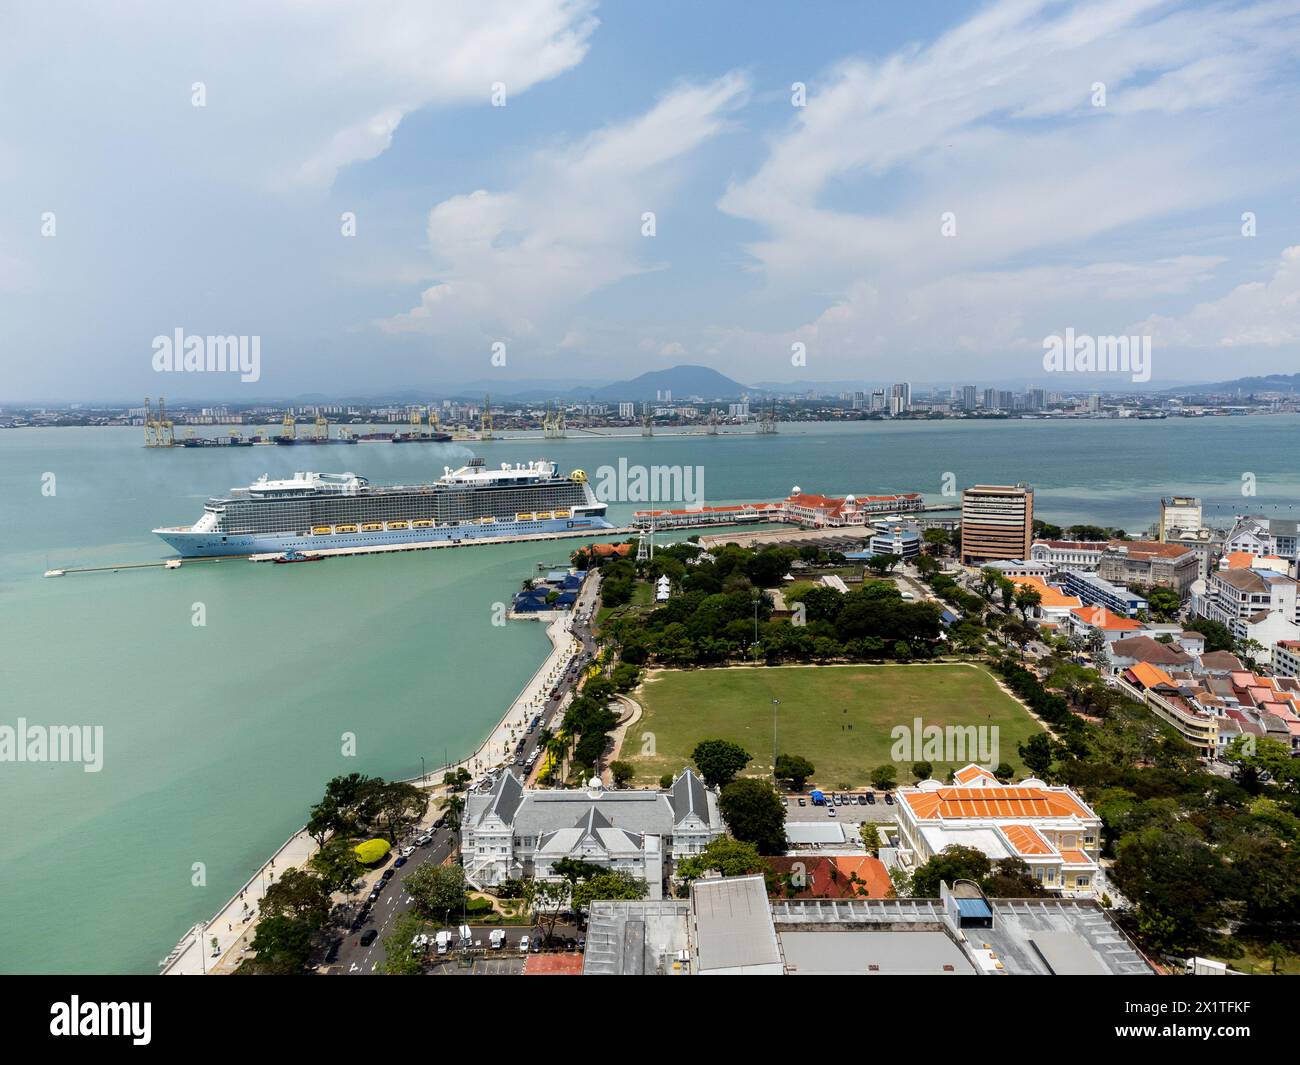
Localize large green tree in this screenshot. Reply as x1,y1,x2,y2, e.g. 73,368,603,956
676,837,771,883
406,863,467,921
571,871,648,915
718,778,786,854
909,845,992,898
774,753,815,791
691,739,752,789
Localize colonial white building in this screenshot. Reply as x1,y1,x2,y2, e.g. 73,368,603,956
461,769,724,898
894,766,1104,898
1029,539,1106,572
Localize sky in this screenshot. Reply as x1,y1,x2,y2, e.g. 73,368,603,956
2,0,1299,401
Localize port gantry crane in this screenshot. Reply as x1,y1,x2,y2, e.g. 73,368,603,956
542,405,567,439
314,410,330,441
641,402,653,437
143,396,175,447
281,410,296,441
757,399,778,434
479,393,494,440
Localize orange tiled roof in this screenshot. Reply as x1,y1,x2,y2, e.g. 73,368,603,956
1060,849,1093,866
1070,606,1141,631
901,786,1094,821
1001,824,1054,856
1221,551,1258,569
1012,575,1082,609
1106,539,1194,560
953,764,998,785
1128,661,1177,690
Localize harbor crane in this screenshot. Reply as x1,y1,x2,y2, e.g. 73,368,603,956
480,393,494,440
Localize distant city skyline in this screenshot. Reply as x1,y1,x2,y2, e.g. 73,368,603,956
3,0,1299,401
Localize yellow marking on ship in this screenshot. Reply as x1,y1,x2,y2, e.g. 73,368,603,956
360,522,383,531
479,516,495,524
536,511,553,520
517,513,535,521
311,526,332,535
387,520,409,530
336,524,358,533
553,509,570,519
412,519,434,528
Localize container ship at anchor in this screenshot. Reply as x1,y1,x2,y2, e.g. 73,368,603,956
153,459,611,558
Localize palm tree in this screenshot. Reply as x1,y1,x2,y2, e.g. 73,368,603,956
441,794,465,833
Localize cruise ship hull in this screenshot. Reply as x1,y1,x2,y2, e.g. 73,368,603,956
155,514,614,558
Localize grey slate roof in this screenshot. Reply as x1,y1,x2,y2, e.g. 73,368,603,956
486,769,525,827
669,768,709,825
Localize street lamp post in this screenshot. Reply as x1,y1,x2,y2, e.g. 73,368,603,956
771,699,780,774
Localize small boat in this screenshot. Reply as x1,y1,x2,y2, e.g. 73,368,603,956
274,549,322,564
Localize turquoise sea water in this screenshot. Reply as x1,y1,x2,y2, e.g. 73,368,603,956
1,416,1298,973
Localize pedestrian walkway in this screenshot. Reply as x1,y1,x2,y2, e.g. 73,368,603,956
159,828,319,975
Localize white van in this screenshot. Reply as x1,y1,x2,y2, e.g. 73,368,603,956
435,930,451,955
519,934,530,953
489,929,505,950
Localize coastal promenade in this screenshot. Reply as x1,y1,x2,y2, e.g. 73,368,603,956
159,594,585,975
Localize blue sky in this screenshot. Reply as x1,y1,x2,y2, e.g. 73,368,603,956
2,0,1299,400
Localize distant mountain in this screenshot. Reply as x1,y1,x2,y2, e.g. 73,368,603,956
588,364,755,401
1158,372,1300,396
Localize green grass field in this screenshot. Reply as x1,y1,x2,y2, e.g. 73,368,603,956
628,663,1042,789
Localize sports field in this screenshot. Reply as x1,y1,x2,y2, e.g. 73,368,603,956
628,663,1041,790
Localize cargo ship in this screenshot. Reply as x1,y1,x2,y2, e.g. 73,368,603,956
153,459,612,557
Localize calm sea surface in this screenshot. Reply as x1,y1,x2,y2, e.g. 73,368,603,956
1,416,1298,972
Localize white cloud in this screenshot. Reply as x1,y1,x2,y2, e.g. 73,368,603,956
702,0,1300,380
379,72,750,349
1136,246,1300,348
0,0,598,192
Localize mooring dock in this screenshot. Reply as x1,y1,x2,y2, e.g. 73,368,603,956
246,526,636,561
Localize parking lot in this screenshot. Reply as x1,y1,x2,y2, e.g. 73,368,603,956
783,792,899,824
429,956,526,976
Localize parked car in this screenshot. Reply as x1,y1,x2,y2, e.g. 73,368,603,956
866,792,876,805
394,856,407,868
519,935,530,954
381,868,395,880
531,935,544,952
415,834,431,846
359,929,378,947
400,846,415,858
884,792,895,806
797,797,806,807
827,807,837,817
